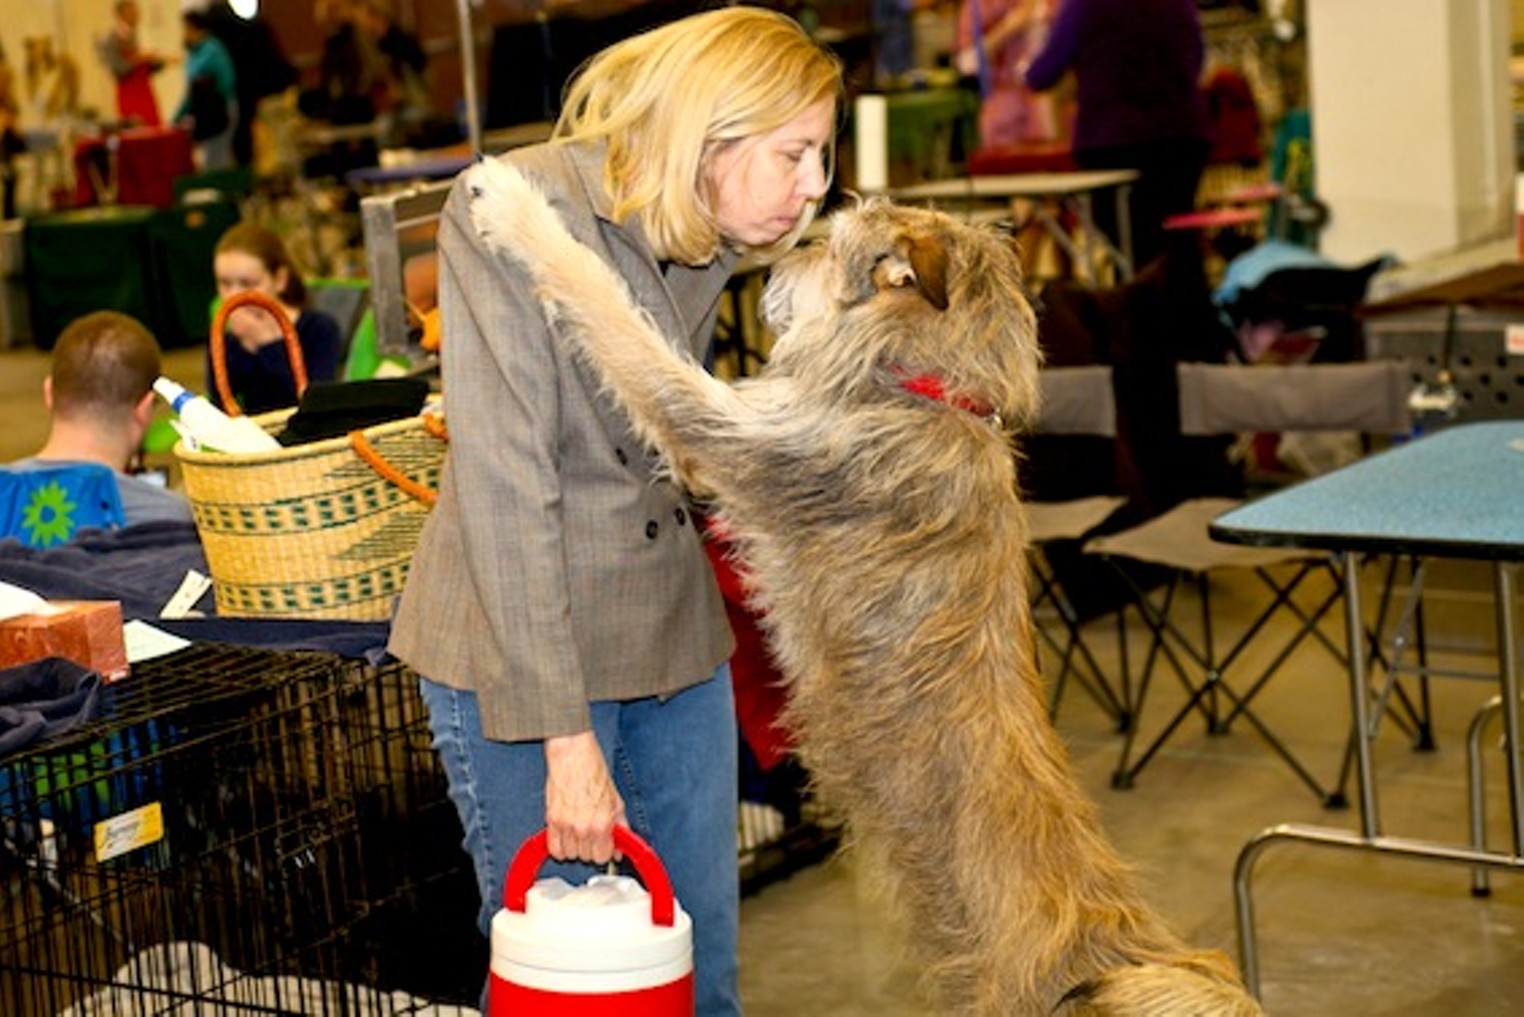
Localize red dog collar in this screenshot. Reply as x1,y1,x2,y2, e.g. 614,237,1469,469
896,372,999,423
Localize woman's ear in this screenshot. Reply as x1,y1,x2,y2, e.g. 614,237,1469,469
273,266,291,302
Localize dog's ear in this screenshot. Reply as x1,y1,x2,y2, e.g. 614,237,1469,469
872,233,950,311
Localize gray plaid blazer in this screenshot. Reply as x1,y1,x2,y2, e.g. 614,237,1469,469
388,141,736,742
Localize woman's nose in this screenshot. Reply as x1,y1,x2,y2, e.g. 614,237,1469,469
799,159,828,200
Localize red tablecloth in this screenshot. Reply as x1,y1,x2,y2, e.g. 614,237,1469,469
968,141,1079,176
73,127,195,209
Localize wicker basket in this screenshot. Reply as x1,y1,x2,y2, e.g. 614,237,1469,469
175,290,446,620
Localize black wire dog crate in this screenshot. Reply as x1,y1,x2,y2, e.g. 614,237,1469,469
1365,303,1524,423
0,644,482,1016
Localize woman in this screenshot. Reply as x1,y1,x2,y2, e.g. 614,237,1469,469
387,8,841,1013
957,0,1064,148
173,9,237,171
208,223,343,414
0,41,22,221
99,1,165,128
1023,0,1212,267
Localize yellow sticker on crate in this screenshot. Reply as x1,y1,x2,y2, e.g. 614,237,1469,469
94,802,165,862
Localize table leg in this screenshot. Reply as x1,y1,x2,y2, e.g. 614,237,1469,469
1495,563,1524,854
1072,188,1134,284
1032,204,1092,286
1074,192,1103,285
1468,695,1502,895
1344,551,1380,837
1114,182,1134,276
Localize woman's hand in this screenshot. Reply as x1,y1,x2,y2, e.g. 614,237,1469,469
543,730,626,864
226,305,287,354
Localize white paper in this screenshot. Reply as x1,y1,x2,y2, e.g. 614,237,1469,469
160,570,213,620
0,581,55,621
123,620,192,663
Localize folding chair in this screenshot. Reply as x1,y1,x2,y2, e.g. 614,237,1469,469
1026,366,1129,727
1084,360,1412,803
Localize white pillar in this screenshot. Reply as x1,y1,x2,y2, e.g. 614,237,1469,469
1306,0,1513,262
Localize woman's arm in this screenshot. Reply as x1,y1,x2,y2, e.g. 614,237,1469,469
1023,0,1082,91
295,309,344,384
436,173,625,860
172,47,202,123
957,0,1039,74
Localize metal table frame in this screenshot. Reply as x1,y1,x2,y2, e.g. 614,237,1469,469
1209,421,1524,997
888,169,1139,285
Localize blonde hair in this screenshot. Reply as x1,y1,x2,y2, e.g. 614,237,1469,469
556,7,842,265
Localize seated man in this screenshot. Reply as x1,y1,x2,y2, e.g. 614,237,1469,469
10,311,193,528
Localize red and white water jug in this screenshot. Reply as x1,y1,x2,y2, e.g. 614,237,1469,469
488,826,694,1016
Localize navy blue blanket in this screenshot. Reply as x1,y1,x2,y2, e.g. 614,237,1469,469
0,657,101,756
0,523,392,662
0,522,212,618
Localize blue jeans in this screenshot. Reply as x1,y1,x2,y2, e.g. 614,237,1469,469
419,667,740,1017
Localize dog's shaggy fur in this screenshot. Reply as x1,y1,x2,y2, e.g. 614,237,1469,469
467,157,1264,1016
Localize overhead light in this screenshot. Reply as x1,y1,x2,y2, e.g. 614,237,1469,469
229,0,258,19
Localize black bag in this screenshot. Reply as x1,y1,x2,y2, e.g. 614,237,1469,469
276,378,432,446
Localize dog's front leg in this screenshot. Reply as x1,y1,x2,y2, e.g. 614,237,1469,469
469,157,751,494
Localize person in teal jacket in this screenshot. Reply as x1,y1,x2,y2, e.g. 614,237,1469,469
173,9,238,170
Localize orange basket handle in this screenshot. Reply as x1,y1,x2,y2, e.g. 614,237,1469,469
210,290,308,417
348,412,448,507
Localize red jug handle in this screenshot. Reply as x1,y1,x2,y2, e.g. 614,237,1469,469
503,827,676,927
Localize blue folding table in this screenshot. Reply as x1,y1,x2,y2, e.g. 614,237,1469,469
1210,420,1524,994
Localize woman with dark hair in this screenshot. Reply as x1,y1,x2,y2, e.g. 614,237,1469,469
173,9,237,170
207,223,343,413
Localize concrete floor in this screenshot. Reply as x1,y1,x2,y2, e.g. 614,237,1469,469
4,344,1524,1015
732,550,1524,1016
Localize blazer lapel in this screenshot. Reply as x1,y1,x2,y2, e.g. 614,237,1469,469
565,142,737,360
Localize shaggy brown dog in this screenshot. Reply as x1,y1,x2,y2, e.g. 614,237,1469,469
468,157,1264,1017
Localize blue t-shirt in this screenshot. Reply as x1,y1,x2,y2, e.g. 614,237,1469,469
7,458,193,529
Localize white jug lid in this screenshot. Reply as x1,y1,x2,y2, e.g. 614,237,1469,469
492,875,693,975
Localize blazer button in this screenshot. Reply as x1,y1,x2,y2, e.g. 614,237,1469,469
674,507,687,526
645,520,659,540
615,447,629,465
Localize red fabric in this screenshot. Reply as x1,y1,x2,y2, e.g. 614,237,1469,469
1204,67,1262,166
1163,207,1262,232
73,127,194,209
702,534,794,771
116,65,162,128
1223,182,1284,205
968,140,1079,176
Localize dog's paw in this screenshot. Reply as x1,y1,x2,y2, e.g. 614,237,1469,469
467,156,571,265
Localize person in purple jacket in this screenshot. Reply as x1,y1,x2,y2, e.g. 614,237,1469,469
1023,0,1211,268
